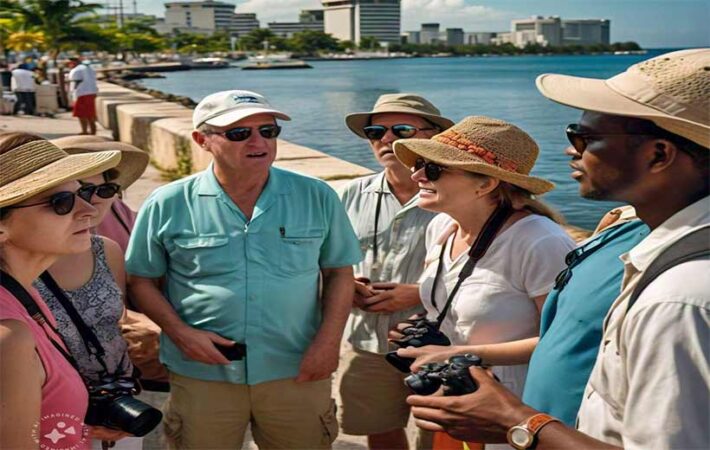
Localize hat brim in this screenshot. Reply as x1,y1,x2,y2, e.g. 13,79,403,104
536,74,710,147
393,138,554,195
0,151,121,208
346,110,455,138
61,142,149,189
202,107,291,128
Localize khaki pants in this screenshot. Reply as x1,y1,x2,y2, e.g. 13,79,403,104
163,372,338,450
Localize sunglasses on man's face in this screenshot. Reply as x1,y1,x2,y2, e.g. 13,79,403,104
363,124,437,140
4,188,94,216
79,182,121,200
565,123,653,154
413,158,447,181
214,124,282,142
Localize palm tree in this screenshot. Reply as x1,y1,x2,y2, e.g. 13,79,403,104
0,0,102,63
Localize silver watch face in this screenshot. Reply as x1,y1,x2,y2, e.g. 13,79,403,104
511,426,534,448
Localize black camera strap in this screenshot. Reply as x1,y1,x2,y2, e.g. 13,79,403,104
39,271,110,374
431,204,513,328
0,270,82,372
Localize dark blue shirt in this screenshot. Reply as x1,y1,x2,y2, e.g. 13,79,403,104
522,220,649,426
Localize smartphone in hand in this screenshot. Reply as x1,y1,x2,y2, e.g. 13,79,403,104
215,342,247,361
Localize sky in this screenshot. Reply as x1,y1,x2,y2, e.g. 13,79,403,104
121,0,710,48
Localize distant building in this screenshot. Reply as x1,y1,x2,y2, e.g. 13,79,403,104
268,9,324,38
420,23,440,44
231,13,259,37
562,19,610,45
160,1,258,36
511,16,562,47
465,32,498,45
403,31,421,44
445,28,464,46
322,0,401,45
491,32,513,45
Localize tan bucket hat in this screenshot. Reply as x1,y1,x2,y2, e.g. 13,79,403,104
393,116,555,195
0,140,121,208
537,48,710,148
50,136,150,189
346,93,455,138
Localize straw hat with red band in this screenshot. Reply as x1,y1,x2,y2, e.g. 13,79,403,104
393,116,555,195
537,48,710,148
0,140,121,208
49,136,149,190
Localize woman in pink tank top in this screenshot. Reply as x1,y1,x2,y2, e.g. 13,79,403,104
0,132,121,449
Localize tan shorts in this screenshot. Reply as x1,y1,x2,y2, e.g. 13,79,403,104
338,347,411,435
163,372,338,450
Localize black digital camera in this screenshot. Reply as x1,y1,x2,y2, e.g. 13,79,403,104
385,318,451,373
404,354,482,396
85,375,163,437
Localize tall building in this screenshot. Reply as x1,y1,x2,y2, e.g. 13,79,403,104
231,13,259,37
322,0,401,45
562,19,610,45
268,9,324,38
511,16,562,46
403,31,421,44
162,1,258,36
445,28,464,46
420,23,440,44
465,32,498,45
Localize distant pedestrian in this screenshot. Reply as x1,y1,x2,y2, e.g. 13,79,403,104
11,63,36,115
68,58,99,135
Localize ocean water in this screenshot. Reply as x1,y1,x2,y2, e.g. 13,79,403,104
142,50,669,229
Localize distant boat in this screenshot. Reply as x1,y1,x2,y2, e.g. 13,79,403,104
242,60,312,70
189,57,231,69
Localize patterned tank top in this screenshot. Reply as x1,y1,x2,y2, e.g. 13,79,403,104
34,235,132,381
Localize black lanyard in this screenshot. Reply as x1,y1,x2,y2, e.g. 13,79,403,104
0,270,82,373
430,204,513,328
370,175,386,275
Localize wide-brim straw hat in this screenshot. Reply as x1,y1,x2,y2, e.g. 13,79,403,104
50,136,150,189
0,140,121,208
537,48,710,148
393,116,555,195
346,93,455,138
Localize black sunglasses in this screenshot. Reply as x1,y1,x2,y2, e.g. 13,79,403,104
213,124,282,142
566,123,653,154
414,158,447,181
363,124,437,140
79,182,121,200
4,188,94,216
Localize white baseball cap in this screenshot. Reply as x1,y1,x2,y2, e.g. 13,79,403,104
192,90,291,129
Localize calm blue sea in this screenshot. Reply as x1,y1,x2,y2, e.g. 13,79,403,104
142,50,670,229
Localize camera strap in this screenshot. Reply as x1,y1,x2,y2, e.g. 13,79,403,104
39,271,110,374
0,270,82,372
431,204,513,328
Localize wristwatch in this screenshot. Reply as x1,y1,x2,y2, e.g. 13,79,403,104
506,413,560,449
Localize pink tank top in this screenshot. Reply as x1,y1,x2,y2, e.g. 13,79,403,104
0,286,90,450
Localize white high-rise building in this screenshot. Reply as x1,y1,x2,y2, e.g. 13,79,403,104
511,16,562,46
562,19,610,45
322,0,401,45
162,1,258,36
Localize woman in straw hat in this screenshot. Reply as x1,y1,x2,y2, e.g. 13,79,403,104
389,116,575,409
0,132,122,449
31,137,151,450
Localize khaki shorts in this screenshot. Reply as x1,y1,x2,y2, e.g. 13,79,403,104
338,347,411,435
163,372,338,450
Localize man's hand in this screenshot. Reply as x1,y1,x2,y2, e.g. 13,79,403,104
397,345,460,371
353,278,375,310
362,283,421,313
295,341,339,383
408,367,536,443
388,313,425,341
166,324,233,365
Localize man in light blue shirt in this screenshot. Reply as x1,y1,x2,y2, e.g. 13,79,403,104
126,90,362,450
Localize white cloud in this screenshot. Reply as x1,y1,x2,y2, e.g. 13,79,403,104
401,0,513,31
235,0,321,23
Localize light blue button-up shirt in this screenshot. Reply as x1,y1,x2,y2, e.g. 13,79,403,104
126,164,362,385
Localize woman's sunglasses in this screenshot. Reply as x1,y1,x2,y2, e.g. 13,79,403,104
4,187,95,216
414,158,446,181
566,123,652,154
362,124,437,140
79,182,121,199
212,124,282,142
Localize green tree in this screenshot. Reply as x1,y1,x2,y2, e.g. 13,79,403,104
285,30,339,56
238,28,285,51
358,36,380,50
0,0,103,63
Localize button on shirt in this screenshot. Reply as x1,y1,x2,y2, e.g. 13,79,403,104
340,172,437,354
125,165,363,385
577,196,710,449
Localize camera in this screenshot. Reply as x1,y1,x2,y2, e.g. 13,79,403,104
404,354,482,396
85,375,163,437
385,317,451,373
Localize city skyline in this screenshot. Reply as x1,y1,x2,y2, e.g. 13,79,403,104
123,0,709,48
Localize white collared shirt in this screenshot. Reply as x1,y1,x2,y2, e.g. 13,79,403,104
11,68,35,92
577,196,710,449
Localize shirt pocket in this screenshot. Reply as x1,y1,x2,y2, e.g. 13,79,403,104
279,228,324,275
170,236,234,277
